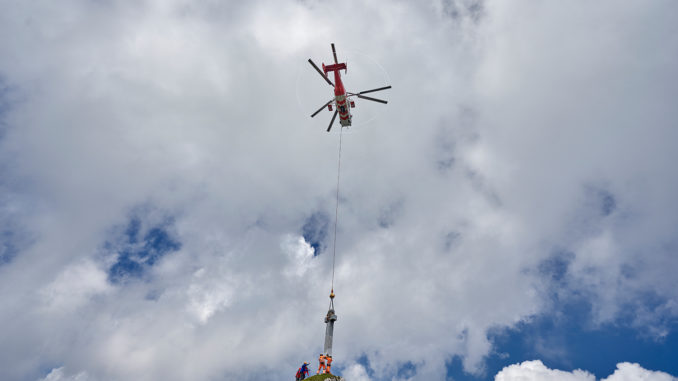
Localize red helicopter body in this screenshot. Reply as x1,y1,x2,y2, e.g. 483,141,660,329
308,44,391,132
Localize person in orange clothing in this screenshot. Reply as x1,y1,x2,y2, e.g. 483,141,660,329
324,355,333,374
317,353,326,375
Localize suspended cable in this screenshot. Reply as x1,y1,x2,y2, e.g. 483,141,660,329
330,127,344,294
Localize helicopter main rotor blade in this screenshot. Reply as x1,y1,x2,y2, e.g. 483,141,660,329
327,110,338,132
359,85,392,95
357,94,388,104
311,99,334,118
331,43,338,64
308,59,334,87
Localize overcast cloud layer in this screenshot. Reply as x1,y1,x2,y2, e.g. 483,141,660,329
1,0,677,380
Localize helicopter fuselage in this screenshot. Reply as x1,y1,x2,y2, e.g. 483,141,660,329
324,62,352,127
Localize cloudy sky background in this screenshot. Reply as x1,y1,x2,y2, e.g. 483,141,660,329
1,0,677,380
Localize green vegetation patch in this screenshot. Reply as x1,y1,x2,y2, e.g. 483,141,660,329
303,373,340,381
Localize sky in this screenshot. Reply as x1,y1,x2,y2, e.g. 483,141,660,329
0,0,677,380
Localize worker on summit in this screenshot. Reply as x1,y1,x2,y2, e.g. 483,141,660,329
317,353,326,375
324,355,333,374
296,362,310,380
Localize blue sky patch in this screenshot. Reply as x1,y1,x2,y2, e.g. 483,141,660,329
583,186,617,218
446,355,472,380
107,215,181,284
301,211,329,256
354,353,376,379
445,249,678,380
0,230,19,265
0,76,9,112
0,76,16,140
396,361,417,378
434,125,457,173
444,231,461,251
441,0,484,22
538,250,575,283
378,201,403,229
0,218,31,266
598,190,617,217
445,299,678,380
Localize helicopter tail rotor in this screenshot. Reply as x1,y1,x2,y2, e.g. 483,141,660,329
331,43,338,64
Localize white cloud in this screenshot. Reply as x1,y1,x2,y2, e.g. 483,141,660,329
282,234,317,278
603,362,677,381
495,360,677,381
39,367,89,381
186,267,235,324
343,363,372,381
40,260,112,313
496,360,595,381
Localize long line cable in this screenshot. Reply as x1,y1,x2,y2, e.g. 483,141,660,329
330,127,344,293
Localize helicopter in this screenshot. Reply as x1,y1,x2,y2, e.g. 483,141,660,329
308,43,391,132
